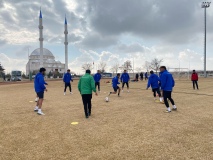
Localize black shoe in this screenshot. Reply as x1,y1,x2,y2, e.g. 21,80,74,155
85,115,89,118
88,112,91,116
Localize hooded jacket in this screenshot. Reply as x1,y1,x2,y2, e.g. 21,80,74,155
78,73,96,95
93,73,102,82
63,72,72,83
191,73,198,81
112,76,120,88
147,74,160,89
120,73,130,82
34,73,46,93
160,70,175,91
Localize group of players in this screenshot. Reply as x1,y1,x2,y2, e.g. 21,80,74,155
33,65,178,117
108,66,177,113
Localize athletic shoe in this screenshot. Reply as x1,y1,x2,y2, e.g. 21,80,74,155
64,92,66,95
37,111,45,115
85,115,89,118
88,112,91,116
165,110,171,113
70,92,73,94
35,98,38,102
127,90,130,93
172,108,177,111
34,107,38,112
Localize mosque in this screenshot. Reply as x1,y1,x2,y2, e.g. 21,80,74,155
26,10,68,75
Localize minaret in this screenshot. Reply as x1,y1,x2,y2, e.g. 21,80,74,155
64,16,68,71
39,9,44,67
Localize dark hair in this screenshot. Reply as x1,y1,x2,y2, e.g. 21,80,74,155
193,70,195,72
67,69,70,72
117,73,120,76
40,67,46,72
150,70,154,74
160,66,167,70
86,70,91,74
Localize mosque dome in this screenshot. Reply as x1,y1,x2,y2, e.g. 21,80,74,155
30,48,54,57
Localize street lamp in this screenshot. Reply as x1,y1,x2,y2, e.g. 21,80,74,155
201,2,211,78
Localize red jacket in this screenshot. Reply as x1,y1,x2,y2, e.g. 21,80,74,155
191,73,198,81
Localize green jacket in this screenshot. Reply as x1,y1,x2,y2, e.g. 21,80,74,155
78,73,96,95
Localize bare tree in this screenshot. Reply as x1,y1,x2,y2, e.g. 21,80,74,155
82,63,93,71
120,60,132,72
150,58,163,73
110,62,120,74
99,61,107,73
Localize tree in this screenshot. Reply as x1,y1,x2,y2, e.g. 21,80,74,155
120,60,132,72
0,63,5,78
99,61,107,73
82,63,93,71
150,58,163,73
110,62,120,74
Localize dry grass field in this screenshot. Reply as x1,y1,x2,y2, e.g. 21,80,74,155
0,78,213,160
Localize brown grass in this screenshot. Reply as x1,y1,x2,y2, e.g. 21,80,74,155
0,78,213,160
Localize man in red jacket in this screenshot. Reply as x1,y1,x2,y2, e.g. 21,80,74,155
191,70,199,90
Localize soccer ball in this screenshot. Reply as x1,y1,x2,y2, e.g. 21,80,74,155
105,97,109,102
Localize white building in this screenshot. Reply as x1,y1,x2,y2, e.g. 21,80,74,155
26,9,66,75
26,48,65,75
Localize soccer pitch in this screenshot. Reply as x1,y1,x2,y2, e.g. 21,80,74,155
0,79,213,160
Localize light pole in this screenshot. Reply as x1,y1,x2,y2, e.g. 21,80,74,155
201,2,211,78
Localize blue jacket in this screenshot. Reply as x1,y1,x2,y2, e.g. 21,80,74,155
63,73,72,83
34,73,46,93
147,74,160,89
120,73,130,82
112,76,120,88
93,73,101,82
160,70,175,91
145,72,148,78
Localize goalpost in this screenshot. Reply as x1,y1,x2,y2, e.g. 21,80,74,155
168,68,190,80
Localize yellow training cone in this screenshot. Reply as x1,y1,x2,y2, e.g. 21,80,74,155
71,122,79,125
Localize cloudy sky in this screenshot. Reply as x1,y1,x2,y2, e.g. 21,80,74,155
0,0,213,74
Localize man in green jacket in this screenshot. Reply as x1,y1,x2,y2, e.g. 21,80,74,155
78,70,98,118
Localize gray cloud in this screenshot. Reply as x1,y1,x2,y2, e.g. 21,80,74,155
85,0,209,45
80,32,118,49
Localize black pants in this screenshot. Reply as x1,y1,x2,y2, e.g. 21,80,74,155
152,88,161,97
95,82,100,91
122,82,129,88
163,91,175,108
82,94,92,116
64,82,71,92
192,81,199,89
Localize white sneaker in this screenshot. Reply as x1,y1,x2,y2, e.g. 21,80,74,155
64,92,66,95
70,92,73,94
34,107,38,112
37,111,45,115
35,97,39,102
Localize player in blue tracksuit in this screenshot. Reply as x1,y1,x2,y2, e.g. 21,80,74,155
120,70,130,92
109,73,121,96
160,66,177,113
145,72,148,80
146,70,163,102
34,68,47,115
63,69,73,95
93,70,102,92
